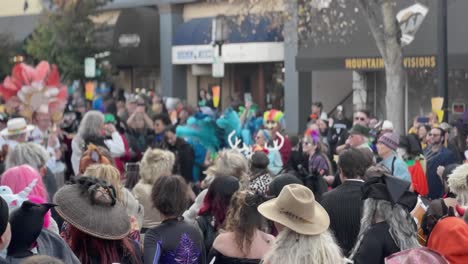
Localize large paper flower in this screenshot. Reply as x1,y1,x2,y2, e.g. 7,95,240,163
0,61,68,122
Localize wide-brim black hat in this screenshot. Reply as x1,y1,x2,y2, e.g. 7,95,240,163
362,174,417,211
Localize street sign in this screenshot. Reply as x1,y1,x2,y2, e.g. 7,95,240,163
397,3,429,46
84,57,96,78
212,56,224,78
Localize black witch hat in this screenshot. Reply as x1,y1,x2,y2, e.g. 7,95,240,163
361,174,417,211
7,201,56,258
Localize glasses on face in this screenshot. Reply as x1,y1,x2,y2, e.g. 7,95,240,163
429,133,441,137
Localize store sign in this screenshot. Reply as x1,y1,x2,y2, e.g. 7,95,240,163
118,34,141,48
84,57,96,78
212,56,224,78
344,56,436,70
397,3,429,46
172,42,284,64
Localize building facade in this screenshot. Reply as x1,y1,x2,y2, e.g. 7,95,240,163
295,0,468,132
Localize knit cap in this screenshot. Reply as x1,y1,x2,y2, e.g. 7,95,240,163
378,132,399,151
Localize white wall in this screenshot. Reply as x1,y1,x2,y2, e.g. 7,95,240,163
0,0,42,16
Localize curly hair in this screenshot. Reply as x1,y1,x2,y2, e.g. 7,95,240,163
447,163,468,206
205,149,249,188
139,148,175,184
84,164,123,201
5,142,49,170
224,191,266,256
151,175,188,217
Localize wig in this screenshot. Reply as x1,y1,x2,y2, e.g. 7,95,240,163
263,228,343,264
1,165,51,228
349,198,419,259
5,142,49,170
1,165,47,200
447,163,468,206
139,148,175,185
84,164,123,201
68,224,138,264
204,149,250,188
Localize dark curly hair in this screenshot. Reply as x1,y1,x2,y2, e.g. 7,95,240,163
224,191,267,256
151,175,188,217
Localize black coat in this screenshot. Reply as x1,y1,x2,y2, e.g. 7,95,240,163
321,180,364,255
167,138,195,183
352,222,400,264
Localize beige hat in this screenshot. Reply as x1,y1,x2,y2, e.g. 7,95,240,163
0,118,34,137
258,184,330,235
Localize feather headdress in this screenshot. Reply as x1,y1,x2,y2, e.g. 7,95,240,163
0,61,68,122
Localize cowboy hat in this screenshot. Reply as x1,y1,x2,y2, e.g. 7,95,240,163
54,177,130,240
258,184,329,235
0,118,34,137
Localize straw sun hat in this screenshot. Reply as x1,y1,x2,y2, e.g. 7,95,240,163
54,177,130,240
0,118,34,137
258,184,330,235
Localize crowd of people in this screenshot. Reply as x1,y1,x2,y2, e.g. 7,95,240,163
0,61,467,263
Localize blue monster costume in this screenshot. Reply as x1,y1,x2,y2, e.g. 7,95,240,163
176,112,221,152
216,107,242,145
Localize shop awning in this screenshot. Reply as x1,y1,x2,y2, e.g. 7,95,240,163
0,15,41,42
173,16,283,46
111,7,160,67
172,16,284,64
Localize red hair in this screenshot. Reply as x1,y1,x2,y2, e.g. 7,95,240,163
68,225,138,264
199,190,232,229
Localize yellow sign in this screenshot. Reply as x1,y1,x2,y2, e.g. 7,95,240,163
345,56,436,70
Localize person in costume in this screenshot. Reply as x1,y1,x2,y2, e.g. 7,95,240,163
253,129,283,175
54,177,141,264
263,109,291,165
349,173,419,264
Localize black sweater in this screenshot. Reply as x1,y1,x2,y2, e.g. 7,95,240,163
321,180,364,256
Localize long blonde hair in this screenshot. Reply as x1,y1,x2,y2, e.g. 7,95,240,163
84,164,123,201
263,228,343,264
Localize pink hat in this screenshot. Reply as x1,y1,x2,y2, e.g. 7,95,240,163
385,247,448,264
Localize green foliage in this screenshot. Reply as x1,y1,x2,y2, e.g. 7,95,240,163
0,34,16,79
25,0,110,81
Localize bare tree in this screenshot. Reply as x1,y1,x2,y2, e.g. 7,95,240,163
357,0,405,133
206,0,406,132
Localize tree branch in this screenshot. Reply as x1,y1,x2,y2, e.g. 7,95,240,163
356,0,387,59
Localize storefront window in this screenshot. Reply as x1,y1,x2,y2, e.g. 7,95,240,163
264,63,285,110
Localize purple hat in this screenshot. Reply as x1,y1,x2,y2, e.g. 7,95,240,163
378,132,399,151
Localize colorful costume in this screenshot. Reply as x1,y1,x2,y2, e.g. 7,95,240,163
263,109,291,164
0,61,68,123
